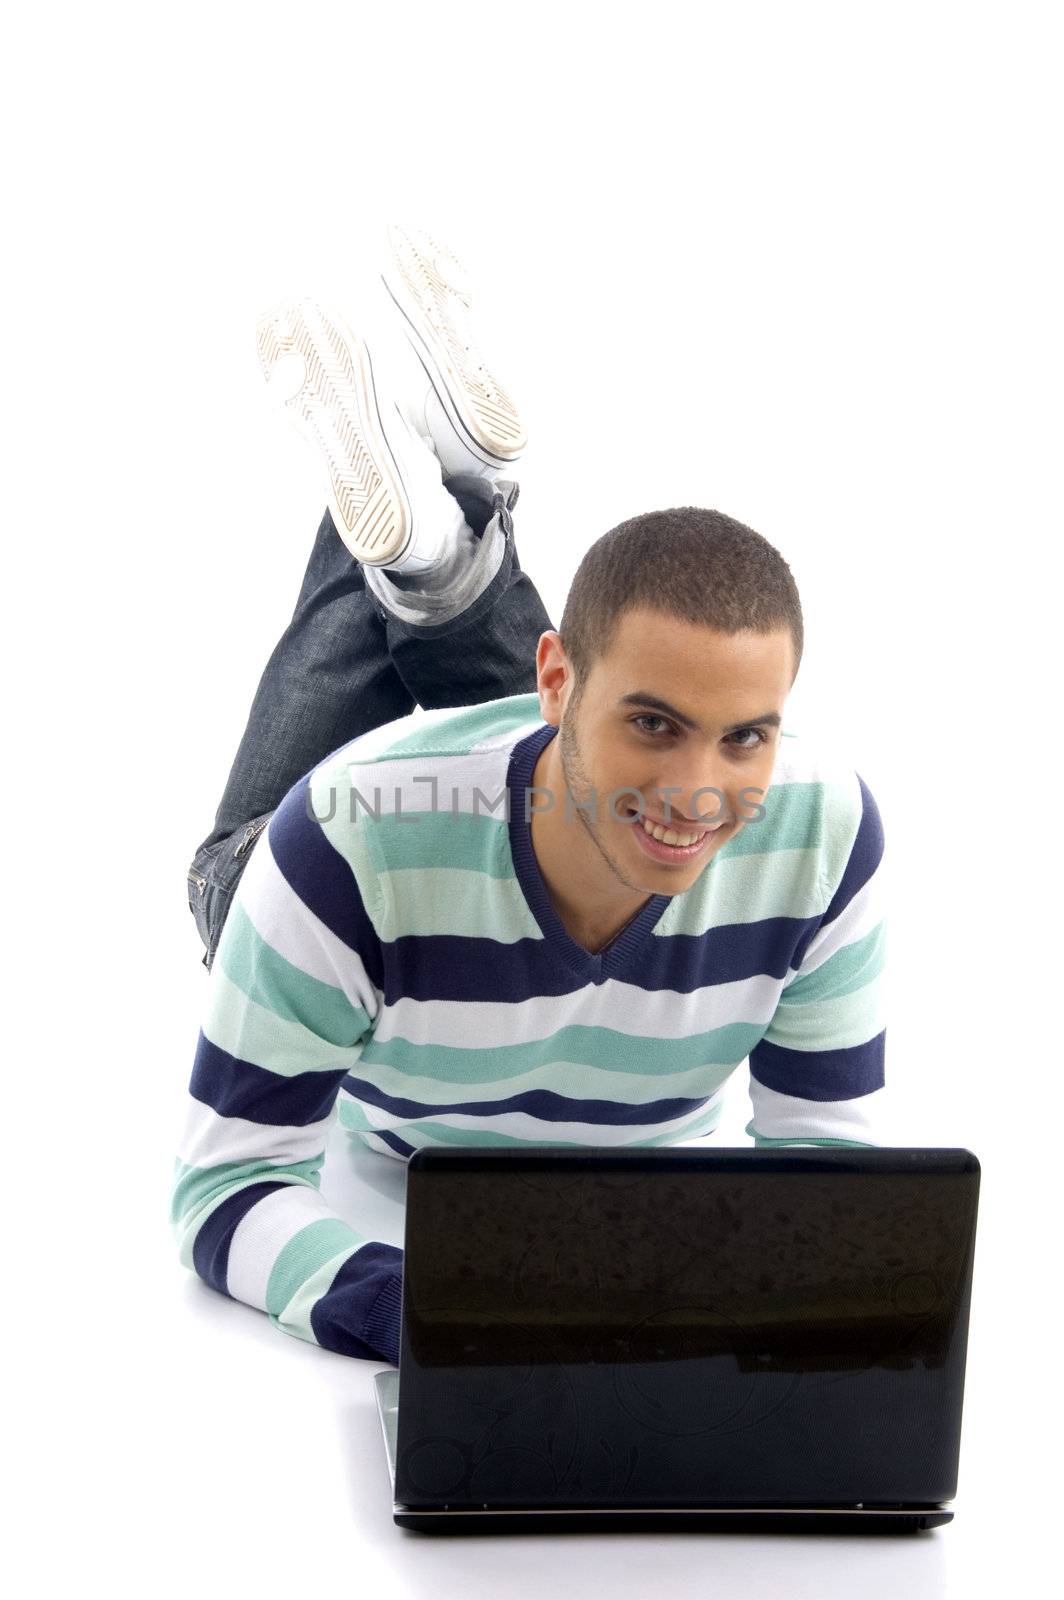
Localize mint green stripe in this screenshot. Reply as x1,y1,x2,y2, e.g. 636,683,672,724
358,1021,764,1084
782,922,885,1004
217,899,372,1045
657,845,827,936
392,1112,720,1149
348,777,828,869
358,810,513,874
379,864,542,942
266,1218,367,1316
170,1154,323,1226
657,776,867,936
745,1121,877,1149
712,780,827,857
267,1249,360,1345
342,1054,742,1115
765,979,883,1052
398,1121,583,1148
203,959,368,1077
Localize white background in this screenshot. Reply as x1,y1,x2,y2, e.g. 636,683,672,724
6,1,1061,1593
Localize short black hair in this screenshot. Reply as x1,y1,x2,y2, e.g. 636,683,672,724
558,507,803,699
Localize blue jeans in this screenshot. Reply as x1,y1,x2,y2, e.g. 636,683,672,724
186,474,555,969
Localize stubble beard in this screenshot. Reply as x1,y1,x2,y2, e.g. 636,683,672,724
557,710,654,898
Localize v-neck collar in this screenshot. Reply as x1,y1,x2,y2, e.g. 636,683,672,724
506,721,671,985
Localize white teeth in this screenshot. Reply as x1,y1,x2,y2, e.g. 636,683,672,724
636,813,704,847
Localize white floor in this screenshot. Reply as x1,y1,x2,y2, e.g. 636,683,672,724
143,1097,1017,1595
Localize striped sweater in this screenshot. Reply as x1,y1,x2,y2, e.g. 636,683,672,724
171,693,888,1367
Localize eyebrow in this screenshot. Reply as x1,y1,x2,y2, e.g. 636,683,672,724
618,692,782,737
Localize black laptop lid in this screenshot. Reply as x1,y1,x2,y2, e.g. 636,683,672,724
394,1147,980,1511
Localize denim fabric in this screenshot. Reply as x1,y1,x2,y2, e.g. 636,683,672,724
186,474,555,970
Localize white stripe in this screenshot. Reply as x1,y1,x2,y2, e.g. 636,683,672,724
238,828,384,1017
311,708,542,784
468,716,544,753
748,1078,886,1142
350,1105,727,1160
336,747,516,821
350,1094,726,1148
787,859,886,983
226,1185,352,1310
175,1097,333,1171
369,968,783,1049
338,1054,738,1111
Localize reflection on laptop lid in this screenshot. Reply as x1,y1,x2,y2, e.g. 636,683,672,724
374,1146,979,1534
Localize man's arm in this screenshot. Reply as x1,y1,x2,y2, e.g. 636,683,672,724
746,773,887,1149
170,777,402,1365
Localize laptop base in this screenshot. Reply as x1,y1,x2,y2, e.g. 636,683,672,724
393,1507,952,1533
373,1372,952,1534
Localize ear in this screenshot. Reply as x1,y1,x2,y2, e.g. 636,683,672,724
535,631,574,727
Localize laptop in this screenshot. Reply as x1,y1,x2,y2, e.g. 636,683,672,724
373,1145,979,1534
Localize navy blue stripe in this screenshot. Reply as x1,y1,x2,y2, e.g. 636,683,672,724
192,1180,291,1295
310,1241,404,1362
750,1029,886,1100
374,1128,417,1158
789,775,884,968
190,1029,347,1126
341,1074,712,1127
370,914,820,1004
821,774,884,929
268,775,384,990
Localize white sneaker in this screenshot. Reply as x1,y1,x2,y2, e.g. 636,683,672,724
378,224,527,480
255,296,470,573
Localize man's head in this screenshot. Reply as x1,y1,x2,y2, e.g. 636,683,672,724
533,508,802,905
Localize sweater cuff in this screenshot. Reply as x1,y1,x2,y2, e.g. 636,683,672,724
364,1268,404,1367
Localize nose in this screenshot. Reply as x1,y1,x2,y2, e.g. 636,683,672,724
649,776,732,827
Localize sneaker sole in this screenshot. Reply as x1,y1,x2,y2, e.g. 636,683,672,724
381,225,526,470
256,298,414,566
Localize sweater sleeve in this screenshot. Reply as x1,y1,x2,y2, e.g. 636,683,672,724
746,772,887,1149
170,774,403,1366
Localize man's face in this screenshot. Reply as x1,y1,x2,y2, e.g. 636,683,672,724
535,606,795,901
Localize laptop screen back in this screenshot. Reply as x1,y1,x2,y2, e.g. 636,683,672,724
394,1147,979,1511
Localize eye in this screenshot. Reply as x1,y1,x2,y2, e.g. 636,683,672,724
632,716,769,750
631,714,673,737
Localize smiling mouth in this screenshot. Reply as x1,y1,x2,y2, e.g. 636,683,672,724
625,807,726,846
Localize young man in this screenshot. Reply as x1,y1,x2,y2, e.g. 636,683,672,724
173,226,887,1370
